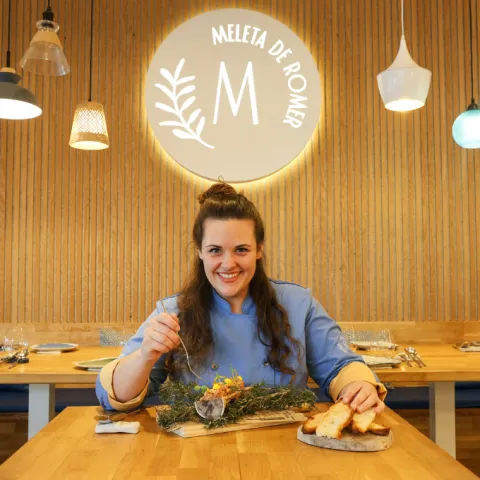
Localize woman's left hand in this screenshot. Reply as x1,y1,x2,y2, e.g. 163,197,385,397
339,380,385,414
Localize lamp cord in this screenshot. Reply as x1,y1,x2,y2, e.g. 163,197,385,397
6,0,12,67
468,0,475,103
401,0,404,37
89,0,94,101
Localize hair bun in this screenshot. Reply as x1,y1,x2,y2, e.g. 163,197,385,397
198,182,238,205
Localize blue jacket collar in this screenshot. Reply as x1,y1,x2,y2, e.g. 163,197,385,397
212,288,256,315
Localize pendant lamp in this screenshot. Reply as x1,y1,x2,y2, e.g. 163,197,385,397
377,0,432,112
452,0,480,149
20,1,70,76
0,0,42,120
69,0,108,150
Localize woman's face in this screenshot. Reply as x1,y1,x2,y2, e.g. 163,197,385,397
199,218,262,312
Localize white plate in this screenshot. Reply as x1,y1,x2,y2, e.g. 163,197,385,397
73,357,118,370
31,343,79,352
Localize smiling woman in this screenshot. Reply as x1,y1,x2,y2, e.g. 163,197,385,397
199,218,262,312
96,183,387,416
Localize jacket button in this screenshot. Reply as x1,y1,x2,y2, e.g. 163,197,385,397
211,363,219,370
263,360,269,367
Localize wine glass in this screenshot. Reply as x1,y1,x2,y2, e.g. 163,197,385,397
342,326,358,353
16,327,30,362
0,325,6,352
5,326,29,356
371,329,395,358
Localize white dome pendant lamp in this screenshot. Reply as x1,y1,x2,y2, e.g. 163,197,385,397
377,0,432,112
69,0,109,150
0,0,42,119
452,0,480,149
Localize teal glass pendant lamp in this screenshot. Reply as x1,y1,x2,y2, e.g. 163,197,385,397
0,0,42,119
452,0,480,149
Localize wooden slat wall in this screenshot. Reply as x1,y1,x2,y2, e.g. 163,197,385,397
0,0,479,327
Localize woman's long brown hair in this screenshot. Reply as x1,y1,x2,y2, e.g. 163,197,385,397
165,182,302,379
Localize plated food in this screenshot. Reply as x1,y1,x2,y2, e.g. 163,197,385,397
298,402,393,452
155,371,316,433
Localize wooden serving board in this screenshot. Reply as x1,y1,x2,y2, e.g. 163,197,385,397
159,410,307,438
297,426,394,452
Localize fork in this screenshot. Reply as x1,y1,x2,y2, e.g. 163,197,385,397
160,300,204,382
399,352,412,367
406,346,426,368
403,348,422,368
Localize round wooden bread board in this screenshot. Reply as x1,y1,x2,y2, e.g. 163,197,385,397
297,426,394,452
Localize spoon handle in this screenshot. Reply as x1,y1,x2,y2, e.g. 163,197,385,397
415,353,427,367
407,350,423,368
400,353,412,367
160,300,204,382
8,359,18,369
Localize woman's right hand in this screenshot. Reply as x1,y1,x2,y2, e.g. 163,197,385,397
140,312,181,361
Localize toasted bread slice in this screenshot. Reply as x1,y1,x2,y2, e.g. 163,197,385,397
315,402,354,439
351,407,376,433
368,422,390,436
302,412,326,434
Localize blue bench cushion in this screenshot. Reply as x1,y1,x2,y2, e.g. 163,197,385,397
0,383,479,413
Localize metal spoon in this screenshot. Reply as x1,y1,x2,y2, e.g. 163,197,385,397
8,346,30,369
399,353,412,367
0,351,20,365
406,346,427,367
160,300,204,382
403,348,421,367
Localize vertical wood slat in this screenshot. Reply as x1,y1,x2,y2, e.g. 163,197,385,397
0,0,479,327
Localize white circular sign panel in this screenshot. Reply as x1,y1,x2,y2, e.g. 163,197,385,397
146,9,321,182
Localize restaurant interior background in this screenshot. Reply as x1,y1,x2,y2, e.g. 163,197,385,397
1,0,479,341
0,0,480,473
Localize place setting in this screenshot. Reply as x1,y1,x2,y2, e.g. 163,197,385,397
0,327,31,370
343,328,427,369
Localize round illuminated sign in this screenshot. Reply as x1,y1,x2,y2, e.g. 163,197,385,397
146,9,321,182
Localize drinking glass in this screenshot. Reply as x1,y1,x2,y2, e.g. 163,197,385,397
371,329,396,358
342,326,358,353
4,326,28,355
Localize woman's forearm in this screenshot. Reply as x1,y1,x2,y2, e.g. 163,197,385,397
112,349,159,403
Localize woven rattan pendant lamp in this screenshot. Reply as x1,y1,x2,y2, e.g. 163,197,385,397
69,0,108,150
452,0,480,149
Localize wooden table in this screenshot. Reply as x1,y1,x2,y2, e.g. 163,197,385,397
309,344,480,459
372,344,480,460
0,346,121,439
2,344,478,457
0,405,476,480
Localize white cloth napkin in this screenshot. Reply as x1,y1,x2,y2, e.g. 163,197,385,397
361,354,402,366
95,421,141,434
459,346,480,352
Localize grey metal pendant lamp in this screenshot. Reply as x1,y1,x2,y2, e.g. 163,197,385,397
0,0,42,119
